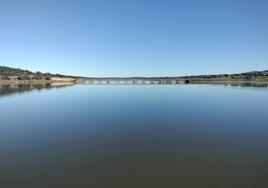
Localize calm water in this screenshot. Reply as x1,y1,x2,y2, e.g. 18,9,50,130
0,84,268,188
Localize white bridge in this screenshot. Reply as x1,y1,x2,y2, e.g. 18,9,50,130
81,78,190,85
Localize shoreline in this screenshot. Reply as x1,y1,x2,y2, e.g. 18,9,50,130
1,79,268,85
0,77,78,85
189,80,268,84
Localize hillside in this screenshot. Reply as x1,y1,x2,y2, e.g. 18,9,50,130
0,66,83,84
1,65,268,84
0,66,71,80
183,70,268,82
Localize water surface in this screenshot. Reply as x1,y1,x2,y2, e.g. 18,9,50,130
0,84,268,188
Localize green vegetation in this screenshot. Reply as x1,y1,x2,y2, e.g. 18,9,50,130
1,65,268,84
183,70,268,82
0,66,74,81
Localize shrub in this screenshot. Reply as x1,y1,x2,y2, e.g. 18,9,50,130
45,76,51,80
32,74,43,80
1,75,10,80
17,75,30,80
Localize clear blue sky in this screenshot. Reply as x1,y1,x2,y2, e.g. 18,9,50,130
0,0,267,77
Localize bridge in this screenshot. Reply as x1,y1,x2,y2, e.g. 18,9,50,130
78,78,190,85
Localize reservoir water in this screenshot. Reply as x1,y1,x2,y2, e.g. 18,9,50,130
0,84,268,188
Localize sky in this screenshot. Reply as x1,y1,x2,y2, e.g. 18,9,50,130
0,0,267,77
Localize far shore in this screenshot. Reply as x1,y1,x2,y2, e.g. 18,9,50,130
0,77,77,85
1,66,268,85
189,80,268,84
1,78,268,85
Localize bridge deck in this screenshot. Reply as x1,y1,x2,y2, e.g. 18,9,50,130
80,78,189,85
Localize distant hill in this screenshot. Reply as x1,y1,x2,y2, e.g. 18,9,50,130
0,66,77,81
183,70,268,82
1,65,268,83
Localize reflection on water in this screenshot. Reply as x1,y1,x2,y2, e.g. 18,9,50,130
1,82,268,97
193,82,268,88
0,83,74,97
0,84,268,188
226,82,268,88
